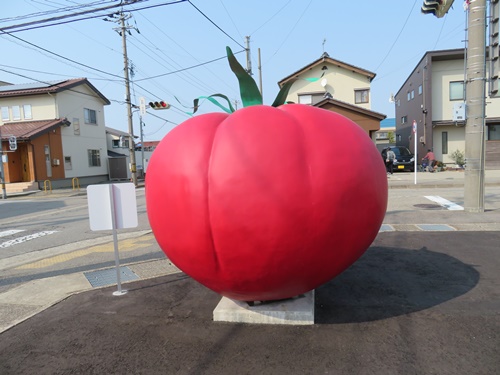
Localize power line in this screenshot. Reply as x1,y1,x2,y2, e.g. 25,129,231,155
187,0,245,49
373,0,418,72
134,51,244,81
0,0,188,34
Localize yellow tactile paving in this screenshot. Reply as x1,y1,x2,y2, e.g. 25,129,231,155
15,234,156,270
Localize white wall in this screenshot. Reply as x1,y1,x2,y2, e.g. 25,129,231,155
57,85,109,178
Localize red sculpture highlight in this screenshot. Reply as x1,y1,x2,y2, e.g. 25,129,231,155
146,103,388,301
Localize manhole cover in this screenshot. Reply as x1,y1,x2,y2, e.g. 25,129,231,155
413,203,442,209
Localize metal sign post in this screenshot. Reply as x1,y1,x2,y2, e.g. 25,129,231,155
87,183,138,296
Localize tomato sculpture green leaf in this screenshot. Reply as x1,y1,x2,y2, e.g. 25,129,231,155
145,104,388,301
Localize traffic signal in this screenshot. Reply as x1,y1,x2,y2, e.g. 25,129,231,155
148,101,170,110
421,0,455,18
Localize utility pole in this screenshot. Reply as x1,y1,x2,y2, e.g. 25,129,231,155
139,116,144,178
0,126,6,199
464,0,487,212
112,12,138,186
258,48,263,99
245,36,252,75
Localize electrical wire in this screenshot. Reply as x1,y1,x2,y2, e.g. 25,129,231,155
187,0,245,49
1,0,187,33
373,0,418,72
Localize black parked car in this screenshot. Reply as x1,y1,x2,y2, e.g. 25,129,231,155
381,146,415,172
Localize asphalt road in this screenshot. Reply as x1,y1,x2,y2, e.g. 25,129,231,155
0,231,498,375
0,188,164,294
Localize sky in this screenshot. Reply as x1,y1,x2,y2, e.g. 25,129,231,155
0,0,470,142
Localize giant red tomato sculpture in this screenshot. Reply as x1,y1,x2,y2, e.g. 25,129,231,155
146,103,387,301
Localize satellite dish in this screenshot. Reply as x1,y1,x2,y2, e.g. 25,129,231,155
320,78,327,88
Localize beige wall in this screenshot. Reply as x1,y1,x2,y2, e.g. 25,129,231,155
431,60,465,121
432,59,500,121
0,95,56,125
432,125,465,164
286,64,372,110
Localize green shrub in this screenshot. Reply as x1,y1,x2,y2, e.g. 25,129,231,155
450,150,465,166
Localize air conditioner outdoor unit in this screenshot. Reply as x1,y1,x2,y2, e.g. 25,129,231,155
52,158,60,166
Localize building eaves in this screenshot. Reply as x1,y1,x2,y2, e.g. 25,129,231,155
106,126,139,138
395,48,466,98
0,78,111,105
278,53,376,87
0,118,70,140
314,98,386,121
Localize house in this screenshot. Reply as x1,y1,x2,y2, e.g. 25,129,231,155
375,118,396,151
135,140,160,175
278,52,386,140
0,78,111,190
105,127,133,181
394,48,500,168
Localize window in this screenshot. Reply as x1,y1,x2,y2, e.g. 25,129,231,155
401,116,408,124
73,118,80,135
442,131,448,154
450,81,465,100
84,108,97,124
23,104,32,119
489,124,500,140
64,156,72,170
376,132,388,140
411,90,415,99
407,92,411,101
12,105,21,120
112,138,129,148
355,89,369,104
418,85,423,95
88,149,101,167
1,107,9,121
298,94,312,104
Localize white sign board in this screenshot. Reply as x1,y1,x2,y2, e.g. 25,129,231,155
139,97,146,116
87,183,138,231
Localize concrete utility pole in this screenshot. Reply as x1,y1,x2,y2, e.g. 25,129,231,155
0,125,6,199
258,48,263,98
245,36,252,75
117,12,138,186
464,0,487,212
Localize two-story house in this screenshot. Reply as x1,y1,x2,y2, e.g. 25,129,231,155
394,48,500,168
278,52,386,140
0,78,111,190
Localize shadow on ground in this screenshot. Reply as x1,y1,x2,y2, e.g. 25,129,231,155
315,245,479,324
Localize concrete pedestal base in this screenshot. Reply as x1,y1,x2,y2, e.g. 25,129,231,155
213,291,314,325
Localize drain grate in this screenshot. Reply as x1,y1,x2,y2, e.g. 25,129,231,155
416,224,456,232
84,266,139,288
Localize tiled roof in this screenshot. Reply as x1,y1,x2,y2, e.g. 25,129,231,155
0,119,69,140
0,78,110,105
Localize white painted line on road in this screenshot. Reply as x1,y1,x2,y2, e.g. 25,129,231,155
0,229,25,238
424,196,464,211
0,231,58,248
